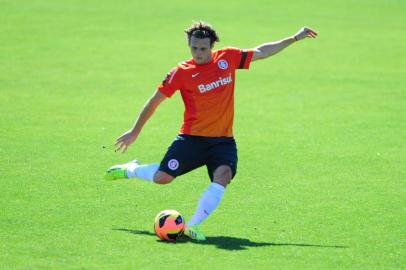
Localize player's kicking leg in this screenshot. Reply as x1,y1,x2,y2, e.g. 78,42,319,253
184,165,232,241
104,160,140,180
105,160,160,182
184,224,206,241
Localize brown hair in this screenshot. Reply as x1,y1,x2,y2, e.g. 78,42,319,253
185,21,220,47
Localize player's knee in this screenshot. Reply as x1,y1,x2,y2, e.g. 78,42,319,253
213,165,233,187
153,171,175,184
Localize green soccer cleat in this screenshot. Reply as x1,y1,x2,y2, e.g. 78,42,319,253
184,225,206,241
104,160,139,181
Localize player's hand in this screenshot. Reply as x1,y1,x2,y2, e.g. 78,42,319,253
114,129,138,153
294,27,318,41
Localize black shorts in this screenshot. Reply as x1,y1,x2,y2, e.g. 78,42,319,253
159,134,238,181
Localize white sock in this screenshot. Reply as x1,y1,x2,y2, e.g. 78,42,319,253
126,163,159,182
187,182,225,227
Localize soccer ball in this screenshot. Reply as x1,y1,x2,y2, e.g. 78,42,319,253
154,209,185,241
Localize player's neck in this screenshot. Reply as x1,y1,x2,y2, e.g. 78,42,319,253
195,51,213,65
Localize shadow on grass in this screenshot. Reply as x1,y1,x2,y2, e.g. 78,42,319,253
113,228,348,251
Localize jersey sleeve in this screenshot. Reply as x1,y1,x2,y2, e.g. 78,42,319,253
157,67,182,98
224,47,254,70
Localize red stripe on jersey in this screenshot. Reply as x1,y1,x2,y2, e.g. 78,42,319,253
168,68,178,84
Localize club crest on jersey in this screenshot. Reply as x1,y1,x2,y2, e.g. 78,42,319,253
197,73,232,93
218,59,228,70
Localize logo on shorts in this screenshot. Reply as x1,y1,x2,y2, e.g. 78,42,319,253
168,159,179,170
218,59,228,70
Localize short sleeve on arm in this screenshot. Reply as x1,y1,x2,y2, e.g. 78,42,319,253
157,67,182,98
224,47,254,70
238,49,254,69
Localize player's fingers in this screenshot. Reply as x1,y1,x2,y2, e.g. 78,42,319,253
115,134,130,145
115,142,125,152
303,27,317,35
114,140,126,148
307,32,316,38
119,143,128,153
115,136,124,144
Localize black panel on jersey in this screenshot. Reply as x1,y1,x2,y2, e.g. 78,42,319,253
238,50,248,69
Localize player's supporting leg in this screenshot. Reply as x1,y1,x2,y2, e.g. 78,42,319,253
105,161,175,184
185,165,231,241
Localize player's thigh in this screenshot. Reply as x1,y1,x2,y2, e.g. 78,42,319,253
159,135,206,178
206,138,238,182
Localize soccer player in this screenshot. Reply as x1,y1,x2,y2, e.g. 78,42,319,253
105,21,317,240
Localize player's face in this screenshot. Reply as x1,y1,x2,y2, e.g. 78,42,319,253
189,36,213,64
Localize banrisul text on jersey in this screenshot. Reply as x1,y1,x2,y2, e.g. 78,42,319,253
197,73,232,93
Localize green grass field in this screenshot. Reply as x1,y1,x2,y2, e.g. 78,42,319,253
1,0,405,269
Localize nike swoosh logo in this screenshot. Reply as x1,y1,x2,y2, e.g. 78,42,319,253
192,73,200,78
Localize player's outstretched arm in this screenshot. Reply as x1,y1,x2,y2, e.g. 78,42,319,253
251,27,318,62
115,90,167,153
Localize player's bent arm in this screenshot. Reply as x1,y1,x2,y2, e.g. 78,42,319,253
130,90,167,136
251,26,318,62
115,90,167,152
